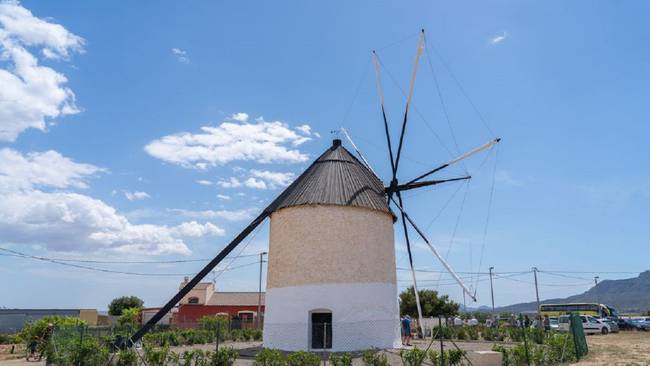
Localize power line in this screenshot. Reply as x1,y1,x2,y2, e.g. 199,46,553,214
0,247,259,277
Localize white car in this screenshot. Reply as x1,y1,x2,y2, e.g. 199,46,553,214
558,315,611,335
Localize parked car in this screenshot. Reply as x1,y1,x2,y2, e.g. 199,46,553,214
549,317,559,330
598,318,619,333
628,319,650,331
558,315,611,334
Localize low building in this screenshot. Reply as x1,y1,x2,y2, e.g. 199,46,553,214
172,277,265,329
0,309,98,334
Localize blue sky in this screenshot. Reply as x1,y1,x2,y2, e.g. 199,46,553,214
0,0,648,311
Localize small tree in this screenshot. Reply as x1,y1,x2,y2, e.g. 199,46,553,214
109,296,144,316
399,286,459,318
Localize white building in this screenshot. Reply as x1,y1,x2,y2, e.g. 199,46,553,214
262,139,400,351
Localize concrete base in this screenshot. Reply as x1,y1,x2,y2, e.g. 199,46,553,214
466,351,503,366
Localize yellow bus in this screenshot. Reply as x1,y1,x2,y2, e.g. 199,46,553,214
539,303,618,318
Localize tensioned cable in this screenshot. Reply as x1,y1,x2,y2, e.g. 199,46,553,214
538,270,594,281
423,33,467,175
434,180,471,291
212,221,263,282
0,247,260,277
341,59,371,127
473,144,499,291
425,37,495,137
374,54,457,162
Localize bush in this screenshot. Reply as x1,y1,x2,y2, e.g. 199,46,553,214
251,329,263,341
466,326,479,340
329,353,353,366
455,326,467,340
209,347,239,366
116,349,138,366
286,351,320,366
144,344,172,366
253,348,285,366
428,349,466,366
400,347,427,366
362,349,390,366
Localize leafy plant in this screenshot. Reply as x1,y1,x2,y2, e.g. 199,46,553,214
116,349,138,366
209,347,239,366
144,344,172,366
286,351,320,366
400,346,427,366
362,349,390,366
253,348,285,366
329,353,353,366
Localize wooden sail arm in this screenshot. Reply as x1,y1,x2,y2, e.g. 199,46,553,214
386,176,471,193
405,138,500,186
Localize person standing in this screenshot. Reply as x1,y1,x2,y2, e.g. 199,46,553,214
401,315,412,346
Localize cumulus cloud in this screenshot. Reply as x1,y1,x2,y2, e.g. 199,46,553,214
123,190,150,201
169,207,258,221
217,177,242,188
249,169,295,189
230,112,248,122
216,194,230,201
0,1,84,141
244,177,267,189
0,148,223,255
144,115,312,169
171,47,189,63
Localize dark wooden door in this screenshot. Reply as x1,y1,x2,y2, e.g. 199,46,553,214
311,312,332,349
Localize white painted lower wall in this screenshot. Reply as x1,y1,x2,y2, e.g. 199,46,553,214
263,282,400,351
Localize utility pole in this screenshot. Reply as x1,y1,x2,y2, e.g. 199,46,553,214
532,267,540,325
257,251,267,330
489,267,496,313
594,276,600,305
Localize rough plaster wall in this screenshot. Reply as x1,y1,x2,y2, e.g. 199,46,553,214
267,204,396,289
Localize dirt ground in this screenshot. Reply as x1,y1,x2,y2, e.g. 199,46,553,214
1,331,649,365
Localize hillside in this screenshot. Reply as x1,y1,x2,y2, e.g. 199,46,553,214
495,270,650,314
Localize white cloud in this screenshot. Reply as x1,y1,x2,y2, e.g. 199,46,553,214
196,179,213,186
244,177,267,189
217,177,242,188
495,170,523,187
0,148,220,255
171,221,224,237
123,190,150,201
171,47,189,63
231,112,248,122
249,169,294,189
216,194,230,201
489,31,507,45
295,124,311,135
144,115,312,169
0,1,84,141
169,207,257,221
0,148,103,191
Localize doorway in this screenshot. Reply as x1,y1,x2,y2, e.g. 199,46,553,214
310,312,332,349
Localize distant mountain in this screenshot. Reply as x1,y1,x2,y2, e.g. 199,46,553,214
493,270,650,314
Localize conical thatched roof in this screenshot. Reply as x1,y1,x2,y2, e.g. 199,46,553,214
269,139,389,214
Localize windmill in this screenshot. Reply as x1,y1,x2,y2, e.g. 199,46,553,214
128,29,499,348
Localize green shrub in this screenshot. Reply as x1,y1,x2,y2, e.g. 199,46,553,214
329,353,353,366
209,347,239,366
230,329,244,341
492,344,511,366
467,326,479,340
144,344,172,366
400,346,427,366
286,351,320,366
362,349,389,366
481,327,505,342
253,348,285,366
251,329,263,341
116,349,138,366
455,326,467,340
529,327,545,345
428,349,466,366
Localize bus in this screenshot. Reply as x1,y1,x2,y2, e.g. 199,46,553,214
539,303,618,319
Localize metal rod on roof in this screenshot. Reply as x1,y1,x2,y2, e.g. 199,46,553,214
388,176,471,193
340,127,377,176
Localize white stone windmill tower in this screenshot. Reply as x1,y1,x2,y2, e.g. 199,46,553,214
262,138,399,351
129,30,500,352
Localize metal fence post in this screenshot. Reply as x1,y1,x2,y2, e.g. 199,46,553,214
77,324,85,366
519,314,530,366
215,323,220,352
439,317,444,366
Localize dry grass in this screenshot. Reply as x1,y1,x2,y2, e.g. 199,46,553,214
571,331,650,366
